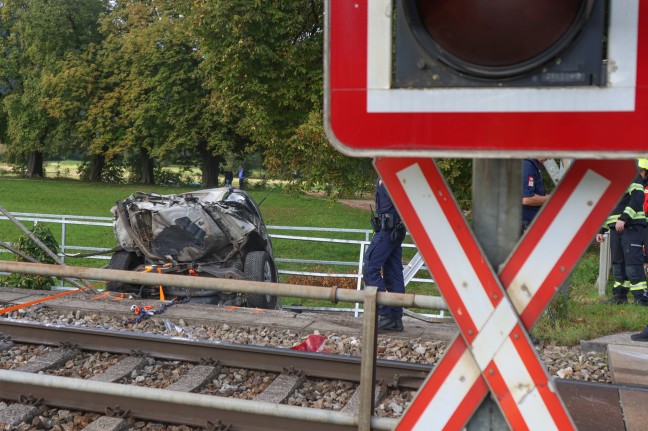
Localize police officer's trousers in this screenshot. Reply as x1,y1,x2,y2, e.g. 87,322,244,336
363,228,405,318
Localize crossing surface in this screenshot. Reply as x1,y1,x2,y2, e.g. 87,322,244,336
580,333,648,431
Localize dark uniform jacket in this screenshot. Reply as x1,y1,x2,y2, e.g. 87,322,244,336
522,159,546,224
600,173,647,232
376,180,399,218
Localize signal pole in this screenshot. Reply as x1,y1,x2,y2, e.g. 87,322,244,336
468,159,521,430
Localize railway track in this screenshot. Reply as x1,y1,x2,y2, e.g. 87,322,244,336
1,319,648,431
0,319,424,430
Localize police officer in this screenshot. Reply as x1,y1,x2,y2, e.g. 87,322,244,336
522,158,550,232
598,159,648,305
363,178,407,331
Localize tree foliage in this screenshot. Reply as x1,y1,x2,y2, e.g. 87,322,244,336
437,159,473,210
0,0,398,195
0,0,109,177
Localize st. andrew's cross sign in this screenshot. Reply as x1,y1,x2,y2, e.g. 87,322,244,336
378,158,636,430
324,0,648,158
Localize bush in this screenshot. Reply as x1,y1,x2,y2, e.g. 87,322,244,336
1,224,58,290
154,167,185,186
77,159,126,184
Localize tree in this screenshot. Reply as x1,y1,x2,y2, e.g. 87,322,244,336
0,0,108,177
194,0,373,194
71,0,232,186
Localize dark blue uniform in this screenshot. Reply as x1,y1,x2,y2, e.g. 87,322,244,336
522,159,546,230
363,179,406,330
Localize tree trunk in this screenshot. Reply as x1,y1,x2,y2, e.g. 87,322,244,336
140,147,155,185
198,140,222,188
88,153,105,182
26,151,45,178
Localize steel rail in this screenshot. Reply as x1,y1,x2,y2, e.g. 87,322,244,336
0,370,398,431
2,319,648,429
0,319,431,389
0,260,448,310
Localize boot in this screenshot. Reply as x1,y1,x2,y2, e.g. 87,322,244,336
632,290,648,306
604,287,628,304
377,315,396,331
377,315,404,332
631,327,648,341
391,316,404,332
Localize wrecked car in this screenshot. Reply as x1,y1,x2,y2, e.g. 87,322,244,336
107,187,279,309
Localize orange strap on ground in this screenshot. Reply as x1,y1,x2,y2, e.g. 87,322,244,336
0,283,103,316
111,293,126,301
91,291,111,300
91,292,126,301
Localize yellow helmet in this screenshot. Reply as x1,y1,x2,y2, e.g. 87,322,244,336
638,158,648,170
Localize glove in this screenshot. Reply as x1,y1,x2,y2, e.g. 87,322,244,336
643,263,648,276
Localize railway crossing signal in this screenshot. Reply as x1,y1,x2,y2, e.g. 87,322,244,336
376,158,636,430
395,0,607,88
324,1,644,428
324,0,648,158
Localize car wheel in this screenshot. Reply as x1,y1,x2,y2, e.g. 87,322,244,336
106,251,143,293
244,251,279,309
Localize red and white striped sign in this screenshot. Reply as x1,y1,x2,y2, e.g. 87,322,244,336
324,0,648,158
374,159,636,430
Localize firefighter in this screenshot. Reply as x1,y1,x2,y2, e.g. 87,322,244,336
597,159,648,305
643,159,648,278
363,178,407,331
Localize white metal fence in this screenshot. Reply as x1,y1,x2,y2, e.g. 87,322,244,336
0,212,439,316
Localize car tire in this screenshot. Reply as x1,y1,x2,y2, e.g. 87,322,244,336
106,251,143,293
244,251,279,309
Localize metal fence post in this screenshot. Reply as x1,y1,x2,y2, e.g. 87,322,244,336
359,285,378,431
597,234,610,296
60,216,67,265
355,241,367,318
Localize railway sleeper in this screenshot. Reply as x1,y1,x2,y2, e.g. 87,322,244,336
0,403,44,429
0,335,13,352
82,415,128,431
89,356,148,384
254,374,304,404
167,364,222,393
340,384,388,414
14,347,77,374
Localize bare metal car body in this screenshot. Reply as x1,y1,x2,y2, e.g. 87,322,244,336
108,187,279,308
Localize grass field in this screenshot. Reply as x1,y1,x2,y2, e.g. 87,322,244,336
0,176,642,345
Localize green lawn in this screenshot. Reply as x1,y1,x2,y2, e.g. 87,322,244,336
533,247,647,345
